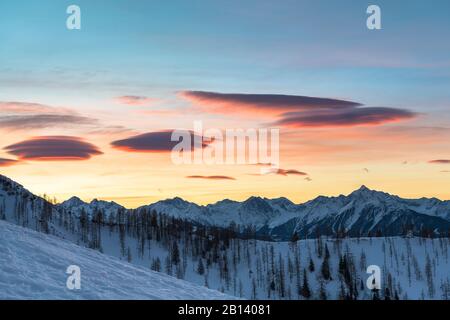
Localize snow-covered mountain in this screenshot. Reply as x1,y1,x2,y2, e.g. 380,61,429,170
2,174,450,300
290,186,450,239
59,196,125,219
56,183,450,240
0,219,232,300
3,174,450,241
0,174,60,235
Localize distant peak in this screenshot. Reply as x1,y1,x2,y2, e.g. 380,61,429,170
349,185,390,199
64,196,86,205
242,196,273,212
172,196,187,202
162,197,190,205
358,185,371,191
213,199,238,205
245,196,264,201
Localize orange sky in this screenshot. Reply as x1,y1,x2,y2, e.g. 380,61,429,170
1,95,449,208
1,1,450,207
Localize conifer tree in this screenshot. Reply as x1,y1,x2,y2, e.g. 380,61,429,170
171,241,180,265
301,269,311,299
197,258,205,275
308,258,315,272
321,252,331,280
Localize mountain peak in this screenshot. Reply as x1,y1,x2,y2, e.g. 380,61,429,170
243,196,266,204
242,196,273,213
63,196,86,206
161,197,191,207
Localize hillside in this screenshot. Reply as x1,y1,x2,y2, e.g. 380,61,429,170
2,174,450,300
0,219,232,300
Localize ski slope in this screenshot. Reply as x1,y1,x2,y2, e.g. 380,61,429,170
0,220,232,300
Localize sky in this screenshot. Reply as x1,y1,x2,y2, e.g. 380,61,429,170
0,0,449,207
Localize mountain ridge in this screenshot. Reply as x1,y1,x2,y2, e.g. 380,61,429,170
2,174,450,240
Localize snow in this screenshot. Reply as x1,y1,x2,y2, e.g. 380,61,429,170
56,183,450,240
0,219,233,300
2,174,450,300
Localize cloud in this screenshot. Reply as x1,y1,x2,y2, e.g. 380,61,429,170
429,159,450,164
111,131,209,152
0,101,70,114
88,125,135,136
186,175,236,180
115,96,158,106
180,91,360,114
260,168,308,176
274,107,417,128
0,158,20,167
0,114,97,130
180,91,418,127
254,162,275,166
4,136,103,161
0,101,98,130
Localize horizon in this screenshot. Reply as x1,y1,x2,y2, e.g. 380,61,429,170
1,0,450,207
2,174,447,208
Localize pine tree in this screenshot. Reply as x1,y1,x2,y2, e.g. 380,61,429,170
197,258,205,275
425,254,435,298
278,254,285,298
204,273,209,288
301,269,311,299
372,287,380,300
127,246,132,262
384,288,391,300
251,278,257,300
165,254,172,276
308,258,315,272
171,241,180,266
151,257,161,272
319,281,327,300
321,254,331,280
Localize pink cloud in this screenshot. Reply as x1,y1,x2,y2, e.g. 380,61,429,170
186,175,236,180
4,136,103,161
429,159,450,164
180,91,418,127
115,96,158,106
0,158,20,167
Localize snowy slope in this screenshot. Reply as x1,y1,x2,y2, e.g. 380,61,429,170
2,174,450,300
0,219,232,300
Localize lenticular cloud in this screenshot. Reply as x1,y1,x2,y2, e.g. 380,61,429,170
4,136,103,161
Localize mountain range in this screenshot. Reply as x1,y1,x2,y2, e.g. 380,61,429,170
1,174,449,240
1,175,438,240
